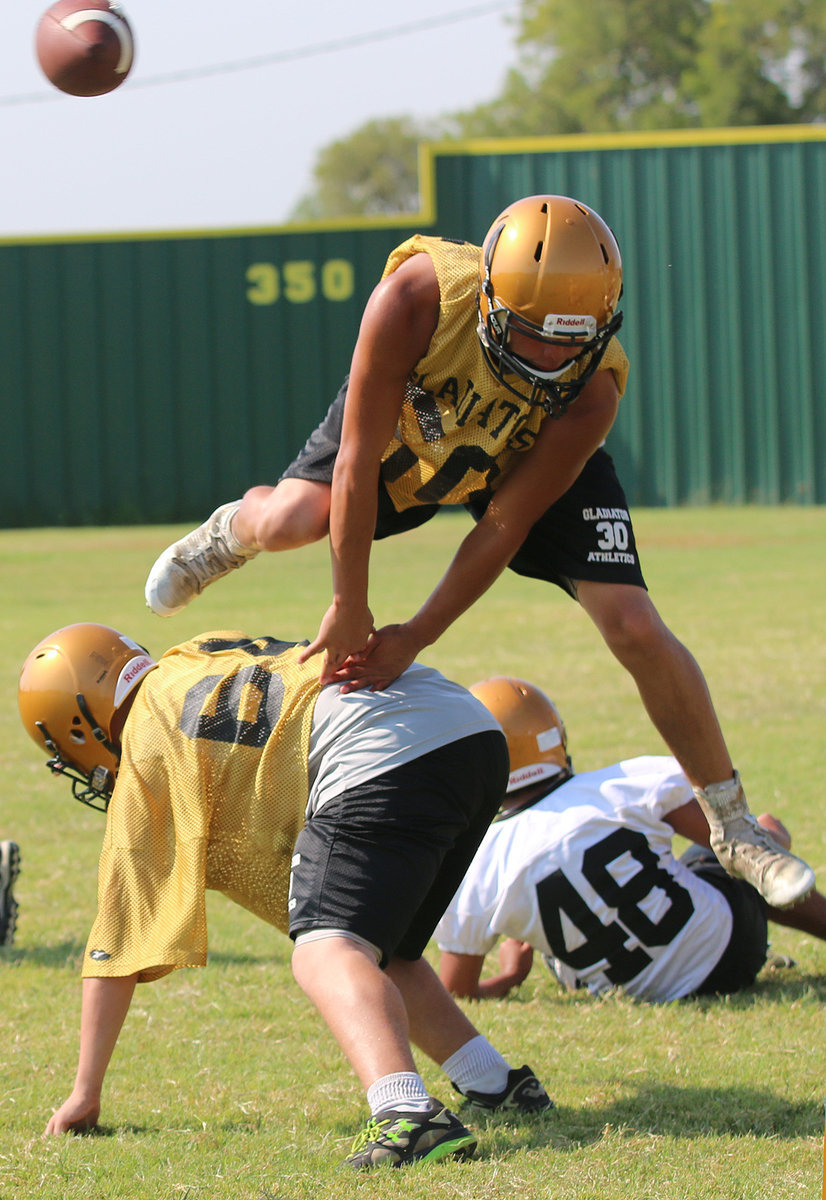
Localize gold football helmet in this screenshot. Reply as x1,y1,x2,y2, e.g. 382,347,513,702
470,676,571,794
477,194,623,416
18,623,157,810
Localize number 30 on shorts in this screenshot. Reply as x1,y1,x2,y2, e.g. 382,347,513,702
595,520,629,552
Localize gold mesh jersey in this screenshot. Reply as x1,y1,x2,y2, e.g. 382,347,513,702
379,235,629,512
83,633,322,983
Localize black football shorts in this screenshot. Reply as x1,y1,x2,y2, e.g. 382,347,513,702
288,729,508,966
680,844,769,995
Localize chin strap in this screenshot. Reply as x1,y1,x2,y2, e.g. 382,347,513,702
74,692,119,757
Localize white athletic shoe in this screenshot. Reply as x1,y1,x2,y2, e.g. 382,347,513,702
709,815,815,909
695,771,816,909
145,501,258,616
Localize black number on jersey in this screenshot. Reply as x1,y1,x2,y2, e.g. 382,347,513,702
536,828,695,985
382,440,501,504
196,635,302,658
180,665,285,747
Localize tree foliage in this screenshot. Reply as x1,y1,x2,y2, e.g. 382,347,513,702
456,0,826,135
288,116,441,221
685,0,826,126
292,0,826,218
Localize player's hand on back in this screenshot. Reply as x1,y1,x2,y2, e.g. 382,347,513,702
330,623,421,693
299,600,376,685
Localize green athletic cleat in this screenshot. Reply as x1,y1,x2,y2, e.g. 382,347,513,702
344,1102,477,1169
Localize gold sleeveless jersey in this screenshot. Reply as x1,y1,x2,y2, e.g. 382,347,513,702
379,235,629,512
83,633,322,982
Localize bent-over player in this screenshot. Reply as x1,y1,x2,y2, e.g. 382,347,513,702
19,627,551,1170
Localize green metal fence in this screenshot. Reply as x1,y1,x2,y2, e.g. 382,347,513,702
2,126,824,526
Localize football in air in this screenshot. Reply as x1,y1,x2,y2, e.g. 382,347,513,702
35,1,135,97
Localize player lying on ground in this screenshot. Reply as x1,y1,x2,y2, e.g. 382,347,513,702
144,193,813,914
19,626,551,1170
436,677,826,1003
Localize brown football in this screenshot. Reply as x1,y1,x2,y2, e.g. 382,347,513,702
35,0,135,97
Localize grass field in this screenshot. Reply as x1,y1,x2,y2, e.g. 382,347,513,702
0,508,824,1199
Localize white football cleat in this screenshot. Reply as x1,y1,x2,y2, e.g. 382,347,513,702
709,815,815,910
145,501,258,617
695,771,815,909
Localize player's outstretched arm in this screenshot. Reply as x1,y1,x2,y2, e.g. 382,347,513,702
440,950,487,998
665,798,712,845
766,886,826,938
440,941,534,1000
334,371,621,691
44,974,138,1136
299,255,439,684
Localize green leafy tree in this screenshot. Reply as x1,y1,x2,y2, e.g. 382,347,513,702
456,0,707,135
686,0,826,125
288,116,440,221
456,0,826,134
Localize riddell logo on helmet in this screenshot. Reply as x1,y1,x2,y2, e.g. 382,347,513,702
507,762,565,792
543,313,598,338
123,658,151,684
114,654,157,705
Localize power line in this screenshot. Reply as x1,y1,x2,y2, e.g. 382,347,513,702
1,2,516,106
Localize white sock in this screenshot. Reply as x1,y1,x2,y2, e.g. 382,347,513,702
366,1071,433,1116
224,506,253,554
440,1034,511,1096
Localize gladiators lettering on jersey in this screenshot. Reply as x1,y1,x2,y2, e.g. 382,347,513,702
378,235,630,514
582,506,637,565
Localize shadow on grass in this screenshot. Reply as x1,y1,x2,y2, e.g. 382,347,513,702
1,939,86,968
206,950,278,967
464,1082,823,1158
739,971,826,1003
560,1083,822,1143
57,1083,823,1159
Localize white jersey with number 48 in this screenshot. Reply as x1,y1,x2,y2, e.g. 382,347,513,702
435,756,732,1002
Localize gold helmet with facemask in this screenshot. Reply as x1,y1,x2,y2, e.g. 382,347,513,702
19,623,156,810
477,194,623,417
